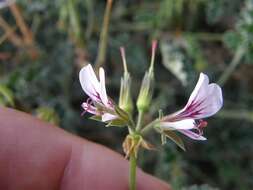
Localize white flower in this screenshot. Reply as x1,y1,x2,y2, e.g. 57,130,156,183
160,73,223,140
79,64,117,122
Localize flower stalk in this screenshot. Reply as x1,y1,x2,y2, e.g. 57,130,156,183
141,119,160,134
136,110,144,131
129,152,137,190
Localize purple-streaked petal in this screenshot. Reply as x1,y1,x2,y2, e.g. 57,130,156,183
160,119,196,130
102,113,118,122
79,64,100,101
185,73,209,108
174,73,223,120
191,83,223,118
178,129,207,140
81,102,98,115
99,67,109,106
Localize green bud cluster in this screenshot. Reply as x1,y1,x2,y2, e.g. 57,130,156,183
117,41,157,132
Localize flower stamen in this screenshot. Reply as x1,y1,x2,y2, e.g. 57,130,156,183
196,120,208,135
81,98,93,116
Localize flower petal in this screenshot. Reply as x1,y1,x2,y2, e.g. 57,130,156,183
102,113,118,122
79,64,100,101
160,119,196,130
99,67,109,106
175,73,223,119
192,83,223,118
178,129,207,140
185,73,209,108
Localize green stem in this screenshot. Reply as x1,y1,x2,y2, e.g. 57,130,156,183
141,119,159,135
136,110,144,131
217,45,245,86
129,152,137,190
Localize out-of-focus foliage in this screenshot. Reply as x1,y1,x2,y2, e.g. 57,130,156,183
182,184,219,190
0,0,253,190
160,37,188,86
0,84,14,106
223,0,253,61
36,106,60,125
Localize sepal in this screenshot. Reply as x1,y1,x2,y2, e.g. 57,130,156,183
122,134,155,159
89,115,102,121
163,130,186,151
106,118,128,127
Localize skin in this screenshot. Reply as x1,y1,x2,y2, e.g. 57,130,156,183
0,107,170,190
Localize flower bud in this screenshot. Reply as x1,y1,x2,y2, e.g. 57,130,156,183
136,71,154,112
136,40,157,113
119,72,133,115
118,47,133,115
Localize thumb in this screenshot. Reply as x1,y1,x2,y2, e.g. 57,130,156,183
61,139,171,190
0,107,170,190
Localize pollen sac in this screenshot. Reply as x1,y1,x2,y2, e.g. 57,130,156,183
136,71,154,113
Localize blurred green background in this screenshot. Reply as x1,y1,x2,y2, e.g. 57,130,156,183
0,0,253,189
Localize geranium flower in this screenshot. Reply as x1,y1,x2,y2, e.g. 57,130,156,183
79,64,117,122
160,73,223,140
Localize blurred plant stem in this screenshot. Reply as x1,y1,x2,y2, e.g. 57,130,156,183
129,152,137,190
218,45,246,86
0,3,38,59
85,0,94,40
217,110,253,123
95,0,113,70
0,16,22,47
9,3,34,46
68,0,84,48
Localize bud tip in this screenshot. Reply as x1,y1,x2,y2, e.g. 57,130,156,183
152,40,158,54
